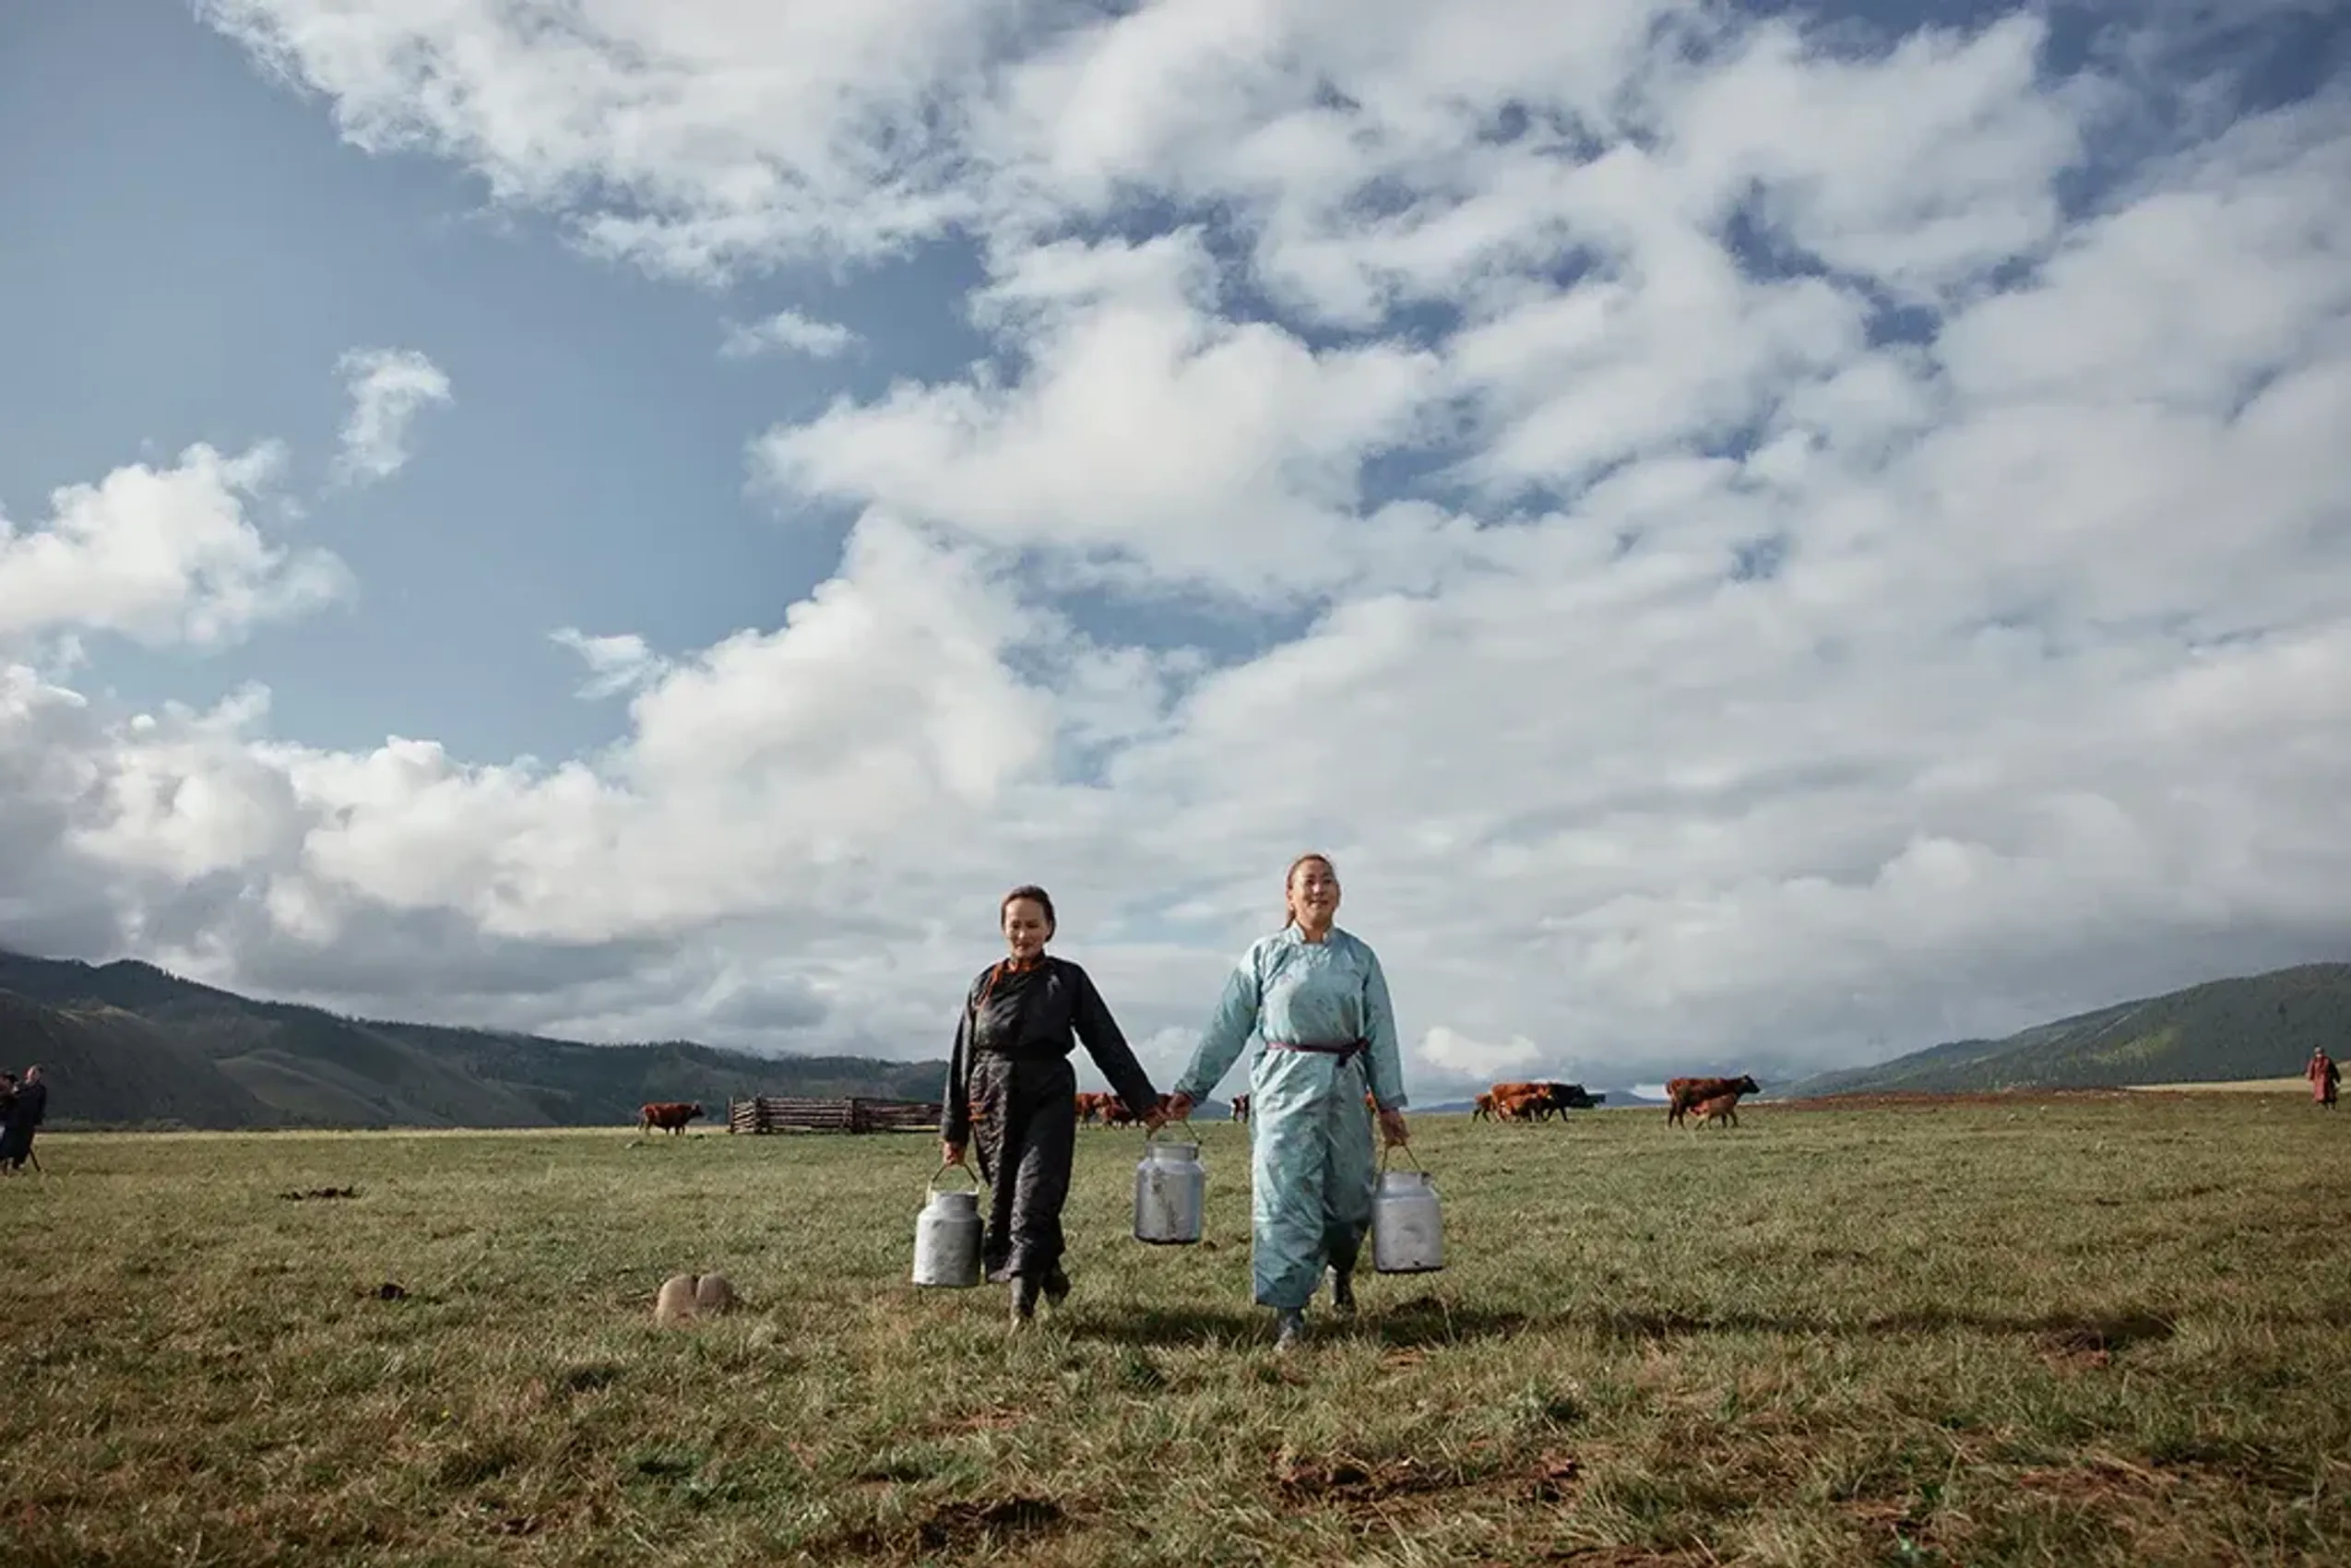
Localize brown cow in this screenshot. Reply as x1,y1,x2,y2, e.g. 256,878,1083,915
1492,1080,1561,1122
1490,1080,1583,1122
640,1101,705,1136
1486,1082,1550,1123
1666,1075,1759,1128
1471,1091,1495,1122
1690,1092,1745,1129
1075,1091,1113,1124
1230,1093,1251,1124
1099,1096,1144,1128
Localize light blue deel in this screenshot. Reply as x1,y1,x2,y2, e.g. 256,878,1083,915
1173,924,1408,1311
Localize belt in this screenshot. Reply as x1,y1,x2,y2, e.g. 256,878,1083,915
1264,1038,1367,1059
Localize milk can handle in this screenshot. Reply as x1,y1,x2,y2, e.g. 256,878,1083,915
927,1159,981,1194
1145,1112,1193,1141
1378,1142,1429,1177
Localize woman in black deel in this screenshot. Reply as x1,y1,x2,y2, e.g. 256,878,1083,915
942,885,1166,1324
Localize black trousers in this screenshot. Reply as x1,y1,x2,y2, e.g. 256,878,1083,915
966,1054,1077,1282
0,1123,32,1170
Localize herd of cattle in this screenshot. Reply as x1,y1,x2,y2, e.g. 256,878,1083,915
1471,1081,1605,1122
1074,1075,1762,1129
1075,1090,1147,1126
1469,1076,1761,1127
649,1075,1763,1137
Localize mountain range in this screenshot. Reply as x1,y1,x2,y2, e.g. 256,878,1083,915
3,949,2341,1130
0,951,949,1130
1776,960,2349,1099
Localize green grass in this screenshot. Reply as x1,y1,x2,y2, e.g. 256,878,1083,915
4,1097,2347,1565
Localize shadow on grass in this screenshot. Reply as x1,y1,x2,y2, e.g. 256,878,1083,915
1067,1304,1265,1348
1067,1293,1533,1350
1573,1304,2181,1351
1064,1294,2200,1356
1357,1293,1534,1348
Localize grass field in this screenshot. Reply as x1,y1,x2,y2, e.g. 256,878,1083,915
3,1097,2346,1566
2127,1078,2311,1095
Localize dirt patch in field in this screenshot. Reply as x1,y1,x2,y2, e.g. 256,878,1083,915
1272,1446,1444,1503
279,1186,361,1201
2013,1455,2179,1505
1843,1499,1943,1559
1270,1443,1582,1512
2032,1310,2176,1371
1528,1451,1583,1502
833,1495,1069,1558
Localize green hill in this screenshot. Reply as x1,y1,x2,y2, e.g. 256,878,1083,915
0,951,947,1131
0,990,291,1130
1781,961,2351,1099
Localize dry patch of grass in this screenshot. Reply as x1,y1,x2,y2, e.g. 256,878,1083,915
3,1098,2347,1564
2128,1077,2310,1095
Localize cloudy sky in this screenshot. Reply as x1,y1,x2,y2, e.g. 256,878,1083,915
3,0,2347,1101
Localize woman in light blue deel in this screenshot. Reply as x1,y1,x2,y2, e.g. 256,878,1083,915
1160,852,1410,1350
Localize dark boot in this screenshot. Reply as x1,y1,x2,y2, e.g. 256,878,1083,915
1328,1265,1357,1318
1042,1265,1071,1307
1009,1275,1040,1326
1273,1308,1307,1352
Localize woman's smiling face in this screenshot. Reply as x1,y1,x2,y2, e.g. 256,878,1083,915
1288,856,1340,931
1003,897,1052,961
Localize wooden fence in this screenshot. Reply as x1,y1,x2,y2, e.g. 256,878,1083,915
727,1096,943,1135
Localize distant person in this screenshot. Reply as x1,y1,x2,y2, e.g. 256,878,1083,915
0,1064,46,1171
1158,853,1409,1352
2309,1049,2340,1111
941,885,1168,1326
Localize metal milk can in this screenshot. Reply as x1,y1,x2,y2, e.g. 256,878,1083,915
1133,1126,1205,1245
1370,1149,1444,1274
911,1163,984,1288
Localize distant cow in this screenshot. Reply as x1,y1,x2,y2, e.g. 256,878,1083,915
640,1101,705,1136
1230,1094,1251,1124
1472,1091,1495,1122
1666,1075,1759,1128
1099,1096,1144,1128
1075,1091,1114,1124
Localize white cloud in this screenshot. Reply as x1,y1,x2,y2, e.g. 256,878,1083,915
754,244,1452,600
1417,1026,1542,1080
550,628,669,700
719,309,860,361
0,443,349,649
7,1,2337,1101
194,0,1012,280
332,348,453,485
